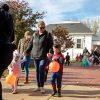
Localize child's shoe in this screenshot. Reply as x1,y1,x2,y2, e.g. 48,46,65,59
51,90,57,96
58,88,61,97
12,91,18,94
58,92,61,97
51,84,57,96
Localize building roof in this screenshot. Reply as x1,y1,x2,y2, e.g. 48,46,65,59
92,34,100,41
46,22,93,35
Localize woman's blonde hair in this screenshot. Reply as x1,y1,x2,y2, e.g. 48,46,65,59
24,31,31,37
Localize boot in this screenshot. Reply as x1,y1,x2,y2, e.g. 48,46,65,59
51,84,57,96
24,77,28,84
58,88,61,97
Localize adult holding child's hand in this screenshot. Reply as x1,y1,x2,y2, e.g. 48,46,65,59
25,21,53,93
47,53,52,60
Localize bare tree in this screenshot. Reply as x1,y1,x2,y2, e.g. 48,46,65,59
82,19,100,34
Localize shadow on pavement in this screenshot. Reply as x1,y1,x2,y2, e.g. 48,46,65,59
3,88,52,96
61,89,100,98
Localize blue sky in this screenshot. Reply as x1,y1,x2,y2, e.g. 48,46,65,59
25,0,100,24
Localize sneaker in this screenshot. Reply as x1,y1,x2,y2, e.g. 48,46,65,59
40,87,45,93
33,87,41,92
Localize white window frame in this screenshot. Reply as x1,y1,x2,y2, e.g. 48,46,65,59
75,38,83,49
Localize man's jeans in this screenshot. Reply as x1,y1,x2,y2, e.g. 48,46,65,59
34,58,47,87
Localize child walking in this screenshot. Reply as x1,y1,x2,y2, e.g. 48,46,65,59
8,50,26,94
81,53,92,67
50,44,64,97
65,52,70,66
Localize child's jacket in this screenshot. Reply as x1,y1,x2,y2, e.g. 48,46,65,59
52,53,64,75
8,59,25,77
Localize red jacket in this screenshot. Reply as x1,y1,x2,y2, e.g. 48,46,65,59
52,53,64,76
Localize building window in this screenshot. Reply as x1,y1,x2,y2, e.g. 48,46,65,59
76,39,81,48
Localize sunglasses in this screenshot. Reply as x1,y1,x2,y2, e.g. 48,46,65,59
39,27,45,29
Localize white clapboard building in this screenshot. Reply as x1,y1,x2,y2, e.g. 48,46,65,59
46,21,95,59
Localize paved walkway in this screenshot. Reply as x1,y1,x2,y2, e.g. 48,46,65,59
2,62,100,100
19,62,100,88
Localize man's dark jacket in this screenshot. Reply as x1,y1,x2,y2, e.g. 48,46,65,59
26,30,53,58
